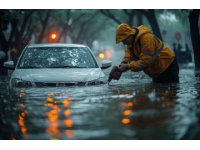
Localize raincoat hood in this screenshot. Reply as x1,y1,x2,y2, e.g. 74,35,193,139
116,24,151,44
116,23,136,44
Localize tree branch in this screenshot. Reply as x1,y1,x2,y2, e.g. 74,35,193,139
100,9,121,24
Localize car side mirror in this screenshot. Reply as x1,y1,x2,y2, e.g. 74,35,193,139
101,60,112,69
4,61,15,70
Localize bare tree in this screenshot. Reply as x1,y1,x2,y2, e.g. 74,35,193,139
57,10,89,43
36,10,52,43
14,10,35,49
0,16,18,75
100,10,122,24
59,10,105,48
136,9,162,40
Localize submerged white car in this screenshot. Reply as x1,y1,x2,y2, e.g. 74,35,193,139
4,44,112,88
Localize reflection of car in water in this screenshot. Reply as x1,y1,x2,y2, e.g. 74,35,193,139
4,44,112,88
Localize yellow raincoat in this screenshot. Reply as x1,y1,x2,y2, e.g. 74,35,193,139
116,24,175,79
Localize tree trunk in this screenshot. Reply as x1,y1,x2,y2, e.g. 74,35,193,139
128,13,134,25
37,27,46,43
146,10,163,41
86,39,93,49
0,55,9,76
137,10,163,41
136,12,143,26
188,9,200,76
0,32,9,76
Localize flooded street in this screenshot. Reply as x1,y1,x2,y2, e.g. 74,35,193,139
1,68,200,140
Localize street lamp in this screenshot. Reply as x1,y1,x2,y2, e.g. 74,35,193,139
49,32,59,43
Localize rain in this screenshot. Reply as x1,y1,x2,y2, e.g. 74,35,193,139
1,9,200,141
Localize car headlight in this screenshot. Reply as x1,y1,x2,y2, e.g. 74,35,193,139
87,77,108,86
11,78,32,88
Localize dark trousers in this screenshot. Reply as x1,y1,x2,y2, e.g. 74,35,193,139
153,57,179,83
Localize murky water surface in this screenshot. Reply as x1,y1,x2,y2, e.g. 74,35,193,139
1,68,200,139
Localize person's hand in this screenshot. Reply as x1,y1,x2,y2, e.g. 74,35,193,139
119,62,127,67
119,63,129,72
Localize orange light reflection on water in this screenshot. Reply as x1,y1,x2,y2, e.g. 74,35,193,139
121,118,130,124
123,110,132,116
63,119,73,128
65,130,74,138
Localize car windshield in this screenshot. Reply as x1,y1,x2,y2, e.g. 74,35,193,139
18,47,98,68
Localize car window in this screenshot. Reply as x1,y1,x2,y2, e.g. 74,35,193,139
18,47,98,68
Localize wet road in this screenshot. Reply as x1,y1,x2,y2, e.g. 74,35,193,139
0,68,200,140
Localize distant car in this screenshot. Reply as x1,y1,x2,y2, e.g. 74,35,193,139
95,49,113,62
0,50,6,59
4,44,112,88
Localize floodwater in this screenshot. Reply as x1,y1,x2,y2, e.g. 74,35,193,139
0,68,200,140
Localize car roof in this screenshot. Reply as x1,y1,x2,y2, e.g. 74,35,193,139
27,43,87,48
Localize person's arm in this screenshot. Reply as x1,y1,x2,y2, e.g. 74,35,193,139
128,34,156,71
118,46,132,72
121,46,133,64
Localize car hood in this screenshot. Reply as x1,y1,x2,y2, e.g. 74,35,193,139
15,68,103,82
